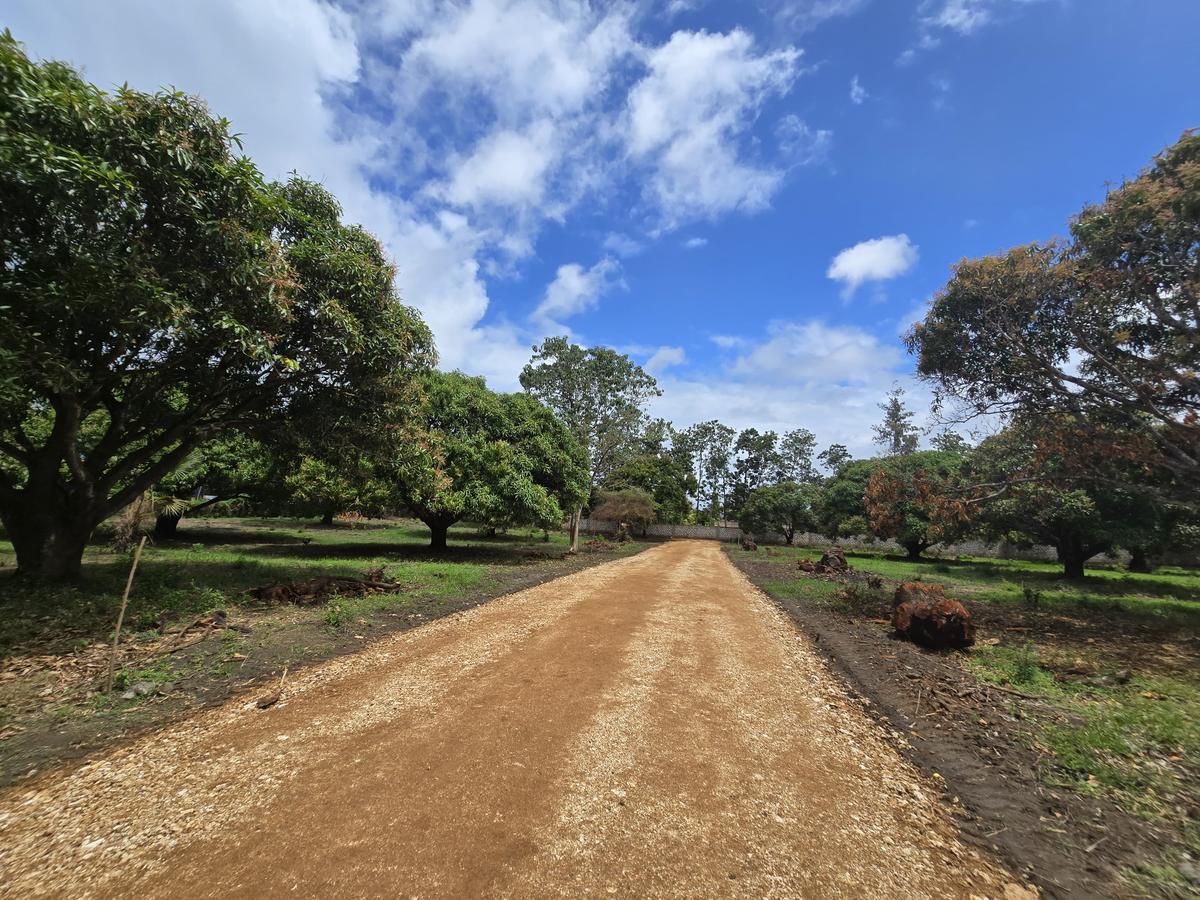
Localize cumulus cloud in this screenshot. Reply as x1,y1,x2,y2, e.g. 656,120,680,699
624,29,803,227
4,0,834,397
439,120,559,210
645,345,687,374
731,320,903,382
533,258,622,328
827,234,919,297
683,237,708,249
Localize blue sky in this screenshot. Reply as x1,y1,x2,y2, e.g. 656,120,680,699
5,0,1199,454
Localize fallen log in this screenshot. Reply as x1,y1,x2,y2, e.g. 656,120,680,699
246,576,403,606
891,581,975,650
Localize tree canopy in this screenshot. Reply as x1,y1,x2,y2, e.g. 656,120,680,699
965,426,1161,577
519,337,659,548
591,488,656,535
872,386,920,456
864,449,969,559
0,34,434,577
673,420,736,522
604,454,694,524
910,131,1200,501
738,482,818,545
399,372,588,549
815,458,875,539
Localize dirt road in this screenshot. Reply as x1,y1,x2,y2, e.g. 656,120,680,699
0,541,1022,898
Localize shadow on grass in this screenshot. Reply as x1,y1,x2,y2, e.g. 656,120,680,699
839,550,1200,604
246,540,556,566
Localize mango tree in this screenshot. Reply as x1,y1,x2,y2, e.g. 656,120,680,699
738,482,819,545
0,35,433,578
399,372,588,550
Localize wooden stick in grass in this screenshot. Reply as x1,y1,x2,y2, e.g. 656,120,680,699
105,535,148,694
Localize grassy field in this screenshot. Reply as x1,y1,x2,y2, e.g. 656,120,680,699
0,516,644,785
738,542,1200,896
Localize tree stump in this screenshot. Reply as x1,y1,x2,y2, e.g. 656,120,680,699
892,582,975,649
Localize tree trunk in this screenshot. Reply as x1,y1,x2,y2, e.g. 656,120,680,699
154,513,182,539
1127,548,1155,573
569,505,581,553
903,540,929,561
3,503,94,580
320,510,335,526
429,521,449,551
1057,538,1090,579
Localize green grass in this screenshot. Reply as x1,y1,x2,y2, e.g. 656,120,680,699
736,540,1200,871
755,543,1200,625
1042,675,1200,810
968,643,1062,694
0,517,571,655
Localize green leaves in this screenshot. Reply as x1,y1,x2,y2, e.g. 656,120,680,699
399,372,589,544
0,34,433,576
520,337,661,487
909,130,1200,497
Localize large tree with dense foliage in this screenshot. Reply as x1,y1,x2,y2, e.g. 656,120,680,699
864,449,970,559
729,428,783,516
965,426,1161,578
604,454,694,524
519,337,660,549
738,482,819,545
399,372,588,550
814,458,874,539
0,35,433,578
591,488,656,535
909,131,1200,501
818,443,852,474
777,428,818,484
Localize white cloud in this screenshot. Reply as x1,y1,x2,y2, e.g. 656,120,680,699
731,320,902,383
645,345,687,373
533,258,621,327
683,237,708,249
603,232,644,257
924,0,995,34
827,234,919,297
849,75,867,104
624,29,803,228
439,120,559,210
648,318,938,457
665,0,704,16
903,0,1050,63
776,115,833,165
395,0,636,121
4,1,836,399
766,0,872,34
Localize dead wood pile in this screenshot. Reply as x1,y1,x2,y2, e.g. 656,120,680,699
246,576,402,606
892,581,976,650
798,546,850,575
